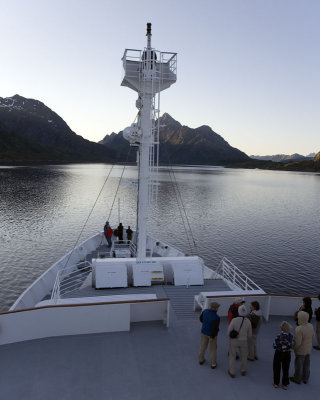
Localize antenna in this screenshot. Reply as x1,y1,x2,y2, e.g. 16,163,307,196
146,22,152,51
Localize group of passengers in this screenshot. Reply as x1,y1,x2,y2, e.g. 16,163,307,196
103,221,133,247
198,295,320,389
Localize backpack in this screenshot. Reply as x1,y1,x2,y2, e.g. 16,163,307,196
229,317,245,339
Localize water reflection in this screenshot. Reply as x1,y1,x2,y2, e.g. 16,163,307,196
0,164,319,311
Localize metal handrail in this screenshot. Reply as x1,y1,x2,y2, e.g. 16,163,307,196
147,234,185,257
122,50,177,80
113,241,130,249
215,257,262,291
112,240,137,257
129,241,137,256
51,274,60,302
51,261,92,303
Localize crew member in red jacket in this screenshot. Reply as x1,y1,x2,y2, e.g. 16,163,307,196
228,297,245,324
104,223,113,247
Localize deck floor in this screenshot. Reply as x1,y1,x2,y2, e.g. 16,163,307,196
70,279,230,320
1,314,320,400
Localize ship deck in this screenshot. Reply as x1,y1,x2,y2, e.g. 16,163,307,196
1,312,320,399
63,279,231,320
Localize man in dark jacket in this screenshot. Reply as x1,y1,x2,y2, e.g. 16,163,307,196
126,226,133,243
198,302,220,369
117,222,124,242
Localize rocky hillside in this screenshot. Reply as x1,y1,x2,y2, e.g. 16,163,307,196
250,153,313,163
274,151,320,172
100,113,249,165
314,152,320,162
0,95,117,163
230,150,320,172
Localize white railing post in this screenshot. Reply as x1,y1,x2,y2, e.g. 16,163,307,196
57,283,61,303
217,257,263,292
51,271,61,303
232,263,235,285
50,261,92,302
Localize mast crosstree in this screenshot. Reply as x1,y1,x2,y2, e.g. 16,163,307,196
121,23,177,260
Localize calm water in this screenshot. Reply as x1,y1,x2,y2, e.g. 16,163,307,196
0,164,320,311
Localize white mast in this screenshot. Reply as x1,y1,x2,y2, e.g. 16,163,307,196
121,23,177,260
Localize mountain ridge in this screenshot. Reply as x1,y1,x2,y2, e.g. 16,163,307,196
0,95,118,163
250,153,315,163
1,94,318,171
99,113,249,165
230,151,320,172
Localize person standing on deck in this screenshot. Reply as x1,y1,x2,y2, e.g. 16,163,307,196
126,226,133,242
290,311,314,384
117,223,124,242
294,297,313,324
247,301,262,361
272,321,293,390
313,294,320,350
104,221,109,233
227,305,252,378
302,297,313,322
228,297,245,323
104,221,109,242
228,297,245,360
198,302,220,369
105,225,113,248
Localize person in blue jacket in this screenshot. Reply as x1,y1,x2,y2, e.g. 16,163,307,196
198,302,220,369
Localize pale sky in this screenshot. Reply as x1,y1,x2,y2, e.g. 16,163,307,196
1,0,319,156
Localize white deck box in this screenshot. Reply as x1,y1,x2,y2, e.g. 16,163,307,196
93,259,128,289
171,258,204,286
132,262,164,286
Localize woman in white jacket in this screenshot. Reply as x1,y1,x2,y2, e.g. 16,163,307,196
227,304,252,378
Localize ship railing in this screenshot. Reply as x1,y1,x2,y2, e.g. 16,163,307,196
122,49,177,81
0,298,171,345
10,232,103,311
160,51,177,74
51,261,92,303
111,240,137,257
129,241,137,256
147,234,185,257
97,239,114,258
97,249,112,258
214,257,263,291
113,241,129,249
